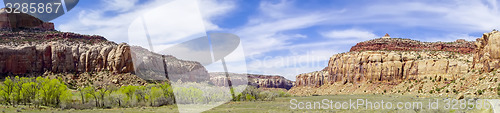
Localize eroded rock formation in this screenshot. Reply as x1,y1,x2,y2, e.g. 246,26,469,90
0,31,210,83
0,8,54,31
290,31,500,98
294,71,329,87
0,39,133,74
295,38,474,87
473,30,500,72
350,38,476,54
131,46,209,82
210,72,294,89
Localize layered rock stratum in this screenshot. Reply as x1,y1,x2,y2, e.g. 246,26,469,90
0,30,212,85
295,38,474,87
210,72,294,90
295,51,472,87
350,38,475,54
290,32,500,98
473,30,500,73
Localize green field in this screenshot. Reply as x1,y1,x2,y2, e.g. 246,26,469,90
0,94,494,113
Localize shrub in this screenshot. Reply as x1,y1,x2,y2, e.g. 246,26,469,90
477,89,483,95
245,94,255,101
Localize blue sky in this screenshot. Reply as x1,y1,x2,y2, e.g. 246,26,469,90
7,0,500,80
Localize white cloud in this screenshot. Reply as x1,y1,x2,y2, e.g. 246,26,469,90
321,29,377,39
332,0,500,32
198,0,236,30
103,0,140,12
56,0,500,81
236,10,331,57
58,0,236,44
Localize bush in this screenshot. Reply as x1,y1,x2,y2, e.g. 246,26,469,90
245,94,255,101
477,89,483,95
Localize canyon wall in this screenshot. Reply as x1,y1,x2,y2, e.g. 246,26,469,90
0,8,54,31
0,31,210,83
350,38,475,54
473,30,500,73
210,72,294,89
0,40,133,74
295,38,475,87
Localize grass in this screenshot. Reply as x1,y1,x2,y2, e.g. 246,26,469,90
0,95,493,113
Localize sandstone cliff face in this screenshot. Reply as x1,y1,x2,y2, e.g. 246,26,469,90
295,51,472,87
291,31,500,98
294,71,329,87
0,8,54,31
131,46,209,82
209,72,294,89
0,39,133,74
473,30,500,72
0,31,210,83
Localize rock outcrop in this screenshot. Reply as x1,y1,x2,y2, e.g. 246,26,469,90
290,31,500,98
131,46,209,82
350,38,476,54
295,37,474,87
210,72,294,90
0,8,54,31
294,71,329,87
0,38,133,74
473,30,500,73
0,31,210,83
295,51,472,87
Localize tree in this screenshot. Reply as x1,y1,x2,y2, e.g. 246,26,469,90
1,77,14,105
77,86,85,104
134,86,147,103
109,91,126,107
119,85,138,106
83,86,98,107
0,83,8,105
147,87,163,106
159,82,174,104
21,81,37,107
12,76,30,106
96,87,110,108
37,77,70,107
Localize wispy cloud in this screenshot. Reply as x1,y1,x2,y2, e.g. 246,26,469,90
55,0,500,80
321,29,377,39
58,0,236,44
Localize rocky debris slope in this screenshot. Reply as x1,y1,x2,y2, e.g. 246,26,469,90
209,72,294,90
43,71,148,88
0,31,210,84
473,30,500,73
289,71,500,98
350,38,476,54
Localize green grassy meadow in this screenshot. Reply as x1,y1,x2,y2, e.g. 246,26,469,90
0,94,493,113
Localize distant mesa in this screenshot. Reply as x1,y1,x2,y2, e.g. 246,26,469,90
350,35,476,54
0,8,55,31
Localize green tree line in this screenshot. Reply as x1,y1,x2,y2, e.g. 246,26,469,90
0,76,291,109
